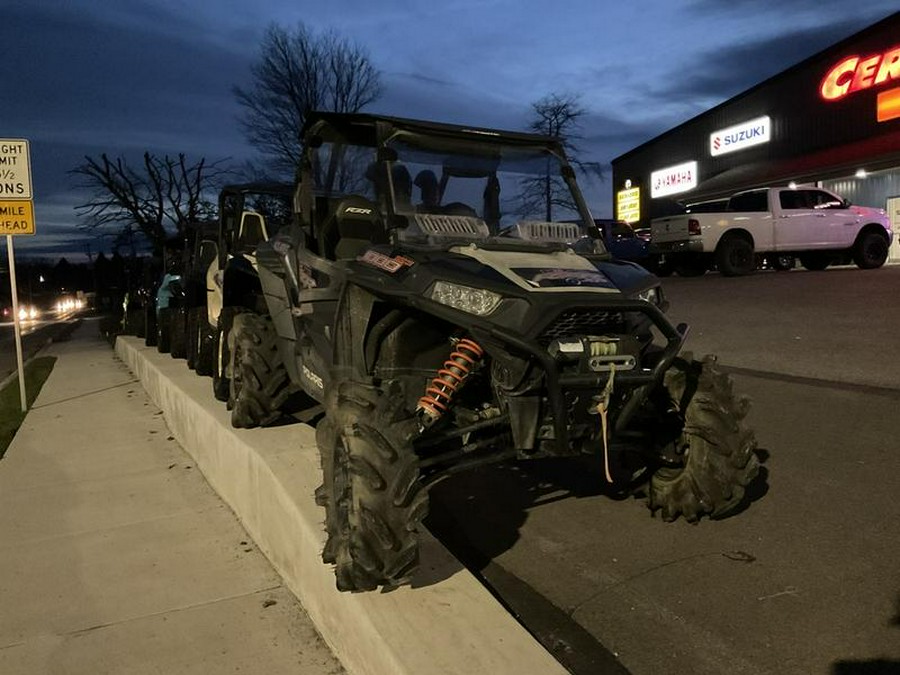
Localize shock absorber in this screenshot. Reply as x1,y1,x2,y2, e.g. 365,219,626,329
417,337,484,427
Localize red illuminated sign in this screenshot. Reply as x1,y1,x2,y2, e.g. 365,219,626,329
820,45,900,101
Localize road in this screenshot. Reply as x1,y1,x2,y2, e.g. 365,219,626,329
0,313,85,383
427,264,900,675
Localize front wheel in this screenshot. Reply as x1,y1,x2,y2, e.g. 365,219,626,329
230,313,292,428
316,381,427,592
212,307,246,402
647,354,759,522
852,232,888,269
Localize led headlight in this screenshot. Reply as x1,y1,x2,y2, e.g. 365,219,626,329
430,281,502,316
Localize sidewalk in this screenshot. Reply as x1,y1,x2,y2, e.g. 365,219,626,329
0,318,345,674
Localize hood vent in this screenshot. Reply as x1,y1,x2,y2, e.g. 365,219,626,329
516,221,580,243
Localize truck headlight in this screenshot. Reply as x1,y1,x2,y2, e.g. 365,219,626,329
430,281,502,316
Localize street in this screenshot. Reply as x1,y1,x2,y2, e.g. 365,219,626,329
428,265,900,675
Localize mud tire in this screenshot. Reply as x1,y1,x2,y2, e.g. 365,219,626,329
229,313,291,428
212,307,246,402
156,308,172,353
170,308,187,359
316,381,427,592
648,354,759,522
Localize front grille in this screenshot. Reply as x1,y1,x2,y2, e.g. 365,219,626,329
538,309,628,346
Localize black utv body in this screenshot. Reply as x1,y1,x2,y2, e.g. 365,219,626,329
229,113,759,591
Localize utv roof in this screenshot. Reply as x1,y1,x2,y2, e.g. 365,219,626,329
302,112,564,149
219,182,294,195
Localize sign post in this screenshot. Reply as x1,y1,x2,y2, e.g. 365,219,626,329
0,138,35,413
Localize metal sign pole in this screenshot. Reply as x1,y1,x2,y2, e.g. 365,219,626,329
6,235,27,412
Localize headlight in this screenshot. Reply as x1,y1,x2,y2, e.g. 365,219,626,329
430,281,502,316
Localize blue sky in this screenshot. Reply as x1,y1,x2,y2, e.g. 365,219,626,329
4,0,897,261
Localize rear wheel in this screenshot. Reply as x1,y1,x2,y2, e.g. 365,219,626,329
230,313,292,428
715,236,755,276
316,381,426,592
647,354,759,522
852,232,888,269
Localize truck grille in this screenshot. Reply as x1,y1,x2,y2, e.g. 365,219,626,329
538,309,627,346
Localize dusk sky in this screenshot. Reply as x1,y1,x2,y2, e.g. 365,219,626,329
4,0,898,261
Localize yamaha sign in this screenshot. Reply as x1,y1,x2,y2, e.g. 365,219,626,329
709,115,771,157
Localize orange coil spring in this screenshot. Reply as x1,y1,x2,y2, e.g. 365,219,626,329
417,338,484,418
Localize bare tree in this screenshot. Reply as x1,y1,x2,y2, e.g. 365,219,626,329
519,93,604,221
233,22,382,178
71,152,224,255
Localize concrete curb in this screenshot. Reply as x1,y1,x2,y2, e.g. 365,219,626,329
115,335,566,675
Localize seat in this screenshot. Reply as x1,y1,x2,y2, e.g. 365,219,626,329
321,196,386,260
237,212,266,254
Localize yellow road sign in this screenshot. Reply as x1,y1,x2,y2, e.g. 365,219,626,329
0,200,35,235
0,139,32,200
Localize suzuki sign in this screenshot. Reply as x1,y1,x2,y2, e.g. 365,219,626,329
709,115,771,157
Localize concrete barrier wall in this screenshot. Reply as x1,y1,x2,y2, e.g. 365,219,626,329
115,336,565,675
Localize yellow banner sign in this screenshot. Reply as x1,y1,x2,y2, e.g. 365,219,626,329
0,200,35,235
616,187,640,224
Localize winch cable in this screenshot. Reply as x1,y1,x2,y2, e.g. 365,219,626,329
593,363,617,483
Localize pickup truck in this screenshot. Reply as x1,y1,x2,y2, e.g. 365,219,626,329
650,186,893,276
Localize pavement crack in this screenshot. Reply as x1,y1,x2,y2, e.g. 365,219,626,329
63,584,286,638
30,379,141,410
568,550,748,618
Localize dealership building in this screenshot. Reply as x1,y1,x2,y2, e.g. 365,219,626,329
611,11,900,262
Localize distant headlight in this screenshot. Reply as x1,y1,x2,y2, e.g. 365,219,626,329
19,306,39,321
430,281,502,316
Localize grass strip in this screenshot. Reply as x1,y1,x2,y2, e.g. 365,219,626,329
0,357,57,460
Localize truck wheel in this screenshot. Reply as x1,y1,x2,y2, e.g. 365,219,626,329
852,232,888,269
170,308,187,359
230,313,291,428
157,309,172,353
715,236,755,276
648,354,759,522
799,253,830,271
316,382,426,592
212,307,246,402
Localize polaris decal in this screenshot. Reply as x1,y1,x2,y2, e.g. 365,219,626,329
514,268,614,288
302,364,324,390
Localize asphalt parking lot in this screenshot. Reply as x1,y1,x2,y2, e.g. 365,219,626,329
428,264,900,675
